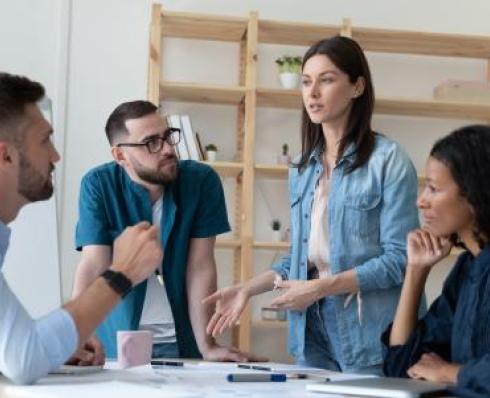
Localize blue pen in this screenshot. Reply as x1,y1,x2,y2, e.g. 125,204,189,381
226,373,287,382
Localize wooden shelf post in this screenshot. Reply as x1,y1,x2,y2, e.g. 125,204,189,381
236,11,259,351
148,4,162,105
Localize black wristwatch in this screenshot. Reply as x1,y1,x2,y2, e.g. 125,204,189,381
101,269,132,298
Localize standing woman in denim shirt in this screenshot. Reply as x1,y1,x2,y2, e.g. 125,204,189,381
204,36,419,373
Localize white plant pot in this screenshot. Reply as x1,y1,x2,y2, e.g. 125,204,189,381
206,150,217,162
272,230,282,242
279,72,300,89
277,154,291,165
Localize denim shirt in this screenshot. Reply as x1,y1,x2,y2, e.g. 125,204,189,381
272,134,420,369
382,248,490,398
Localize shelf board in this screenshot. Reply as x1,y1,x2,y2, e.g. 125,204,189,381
259,20,490,59
216,239,241,249
255,164,289,179
257,88,490,121
159,11,490,59
160,11,247,42
376,98,490,120
257,88,302,109
252,320,287,328
201,161,243,178
259,20,340,46
353,27,490,59
254,241,291,250
160,82,246,105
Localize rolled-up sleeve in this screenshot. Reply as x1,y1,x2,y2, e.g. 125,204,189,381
75,172,112,251
356,144,419,293
0,274,78,384
382,257,464,378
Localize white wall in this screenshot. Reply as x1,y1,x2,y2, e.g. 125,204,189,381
0,0,70,316
3,0,490,360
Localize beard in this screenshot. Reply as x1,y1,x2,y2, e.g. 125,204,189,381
131,155,178,185
17,152,54,202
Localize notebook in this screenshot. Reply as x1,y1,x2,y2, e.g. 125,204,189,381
306,377,448,398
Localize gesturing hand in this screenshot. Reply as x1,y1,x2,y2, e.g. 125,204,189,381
269,279,322,311
202,285,250,337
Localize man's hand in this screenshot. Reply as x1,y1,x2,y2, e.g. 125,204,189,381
202,344,268,363
65,335,105,366
269,279,323,311
111,221,162,285
203,285,250,337
407,352,460,384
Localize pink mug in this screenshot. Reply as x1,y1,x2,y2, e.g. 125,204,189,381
117,330,153,368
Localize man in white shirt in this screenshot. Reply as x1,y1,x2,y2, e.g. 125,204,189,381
0,72,162,384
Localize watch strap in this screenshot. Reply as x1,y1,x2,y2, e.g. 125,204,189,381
101,269,132,298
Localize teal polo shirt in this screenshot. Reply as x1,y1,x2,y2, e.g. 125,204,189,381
75,160,230,358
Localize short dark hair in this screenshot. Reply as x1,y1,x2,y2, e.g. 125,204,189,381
105,100,158,145
431,124,490,249
0,72,45,144
296,36,375,174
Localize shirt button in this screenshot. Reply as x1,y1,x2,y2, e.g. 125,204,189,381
304,214,308,218
303,238,307,243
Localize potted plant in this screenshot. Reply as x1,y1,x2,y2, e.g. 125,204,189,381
275,56,302,89
277,143,291,165
205,144,218,162
271,219,282,242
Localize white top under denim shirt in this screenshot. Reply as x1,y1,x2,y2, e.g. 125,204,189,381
272,134,421,370
0,221,78,384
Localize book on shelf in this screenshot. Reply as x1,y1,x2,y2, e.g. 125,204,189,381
180,115,202,161
167,114,189,160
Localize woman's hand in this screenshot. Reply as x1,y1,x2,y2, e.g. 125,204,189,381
407,229,452,271
203,285,251,337
269,279,323,311
407,353,460,384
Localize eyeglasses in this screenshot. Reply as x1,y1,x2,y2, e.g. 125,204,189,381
116,128,181,154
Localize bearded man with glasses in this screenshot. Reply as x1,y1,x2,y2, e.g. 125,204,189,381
72,101,262,363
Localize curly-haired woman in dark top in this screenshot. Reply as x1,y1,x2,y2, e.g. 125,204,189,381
383,124,490,398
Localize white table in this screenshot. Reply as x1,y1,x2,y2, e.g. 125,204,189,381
0,361,458,398
0,362,328,398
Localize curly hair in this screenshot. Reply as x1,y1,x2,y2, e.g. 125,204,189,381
430,124,490,249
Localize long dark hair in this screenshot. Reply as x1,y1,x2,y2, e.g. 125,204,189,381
430,124,490,249
296,36,375,174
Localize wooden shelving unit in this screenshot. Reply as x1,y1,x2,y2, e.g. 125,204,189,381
254,241,290,251
148,4,490,352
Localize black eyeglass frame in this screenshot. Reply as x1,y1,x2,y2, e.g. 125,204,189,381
116,127,181,154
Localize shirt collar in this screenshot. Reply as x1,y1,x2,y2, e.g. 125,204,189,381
308,142,357,166
0,221,12,270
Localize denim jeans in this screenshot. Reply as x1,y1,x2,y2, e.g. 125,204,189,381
151,342,180,359
298,298,383,376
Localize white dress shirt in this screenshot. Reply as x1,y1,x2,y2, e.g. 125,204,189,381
0,221,78,384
